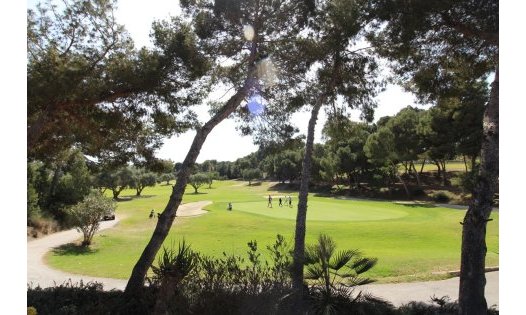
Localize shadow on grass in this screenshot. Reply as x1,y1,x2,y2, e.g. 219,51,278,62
394,201,436,208
266,182,298,192
52,243,99,256
115,195,155,202
191,192,208,195
247,182,262,187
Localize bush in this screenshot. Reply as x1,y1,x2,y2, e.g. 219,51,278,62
397,295,499,315
66,191,116,246
432,191,453,203
458,169,478,193
27,281,127,315
27,217,60,239
27,306,37,315
411,188,426,197
27,239,500,314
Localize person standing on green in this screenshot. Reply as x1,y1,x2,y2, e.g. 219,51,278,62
267,195,273,208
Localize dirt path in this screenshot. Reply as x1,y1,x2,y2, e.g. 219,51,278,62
27,201,212,290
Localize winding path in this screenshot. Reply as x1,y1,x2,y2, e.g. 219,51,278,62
27,199,498,308
27,201,212,290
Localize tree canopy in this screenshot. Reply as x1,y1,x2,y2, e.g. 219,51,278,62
27,0,208,165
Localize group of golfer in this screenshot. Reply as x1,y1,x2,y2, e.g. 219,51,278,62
267,194,293,208
225,194,294,211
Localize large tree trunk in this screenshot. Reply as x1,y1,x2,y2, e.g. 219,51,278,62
291,99,323,308
458,67,498,315
124,82,251,296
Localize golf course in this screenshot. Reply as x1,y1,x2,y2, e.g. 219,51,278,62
45,180,499,283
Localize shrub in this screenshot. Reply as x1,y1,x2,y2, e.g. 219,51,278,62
66,191,116,246
149,240,199,314
458,169,478,193
304,234,381,314
148,235,294,314
397,295,499,315
27,217,60,239
27,280,127,315
432,191,453,203
411,188,426,197
27,306,37,315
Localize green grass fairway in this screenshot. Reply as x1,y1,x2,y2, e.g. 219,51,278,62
45,180,499,283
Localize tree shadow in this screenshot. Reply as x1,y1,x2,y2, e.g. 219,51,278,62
394,201,436,208
52,243,99,256
115,195,155,202
247,182,262,186
267,182,298,192
191,192,208,195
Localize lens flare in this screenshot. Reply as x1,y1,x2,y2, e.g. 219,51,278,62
243,24,255,41
257,58,278,87
247,94,265,116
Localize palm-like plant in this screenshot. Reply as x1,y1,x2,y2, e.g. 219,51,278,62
150,239,198,314
304,234,378,314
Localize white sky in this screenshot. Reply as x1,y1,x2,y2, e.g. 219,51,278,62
111,1,422,163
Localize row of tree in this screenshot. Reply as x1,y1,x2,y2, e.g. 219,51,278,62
27,148,177,225
188,103,483,197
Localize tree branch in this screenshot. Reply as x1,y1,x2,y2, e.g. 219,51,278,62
440,13,498,46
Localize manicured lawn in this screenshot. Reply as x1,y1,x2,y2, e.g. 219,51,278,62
45,180,499,283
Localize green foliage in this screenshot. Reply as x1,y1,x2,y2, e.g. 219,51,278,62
303,234,379,315
158,173,175,185
385,107,426,163
27,0,207,164
205,171,219,188
188,172,209,193
367,0,497,104
95,167,135,199
129,168,158,196
149,239,198,287
271,150,303,183
28,149,93,224
364,127,397,165
27,281,499,315
66,191,115,246
432,191,454,203
27,163,41,224
457,167,479,194
321,117,374,189
242,168,262,185
397,295,500,315
305,234,377,289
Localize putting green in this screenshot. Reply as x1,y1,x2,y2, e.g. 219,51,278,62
234,198,409,221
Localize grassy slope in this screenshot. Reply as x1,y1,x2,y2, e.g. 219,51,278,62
46,180,499,283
